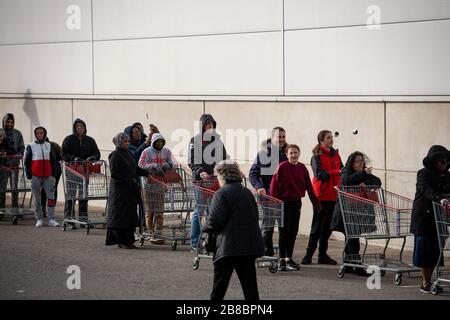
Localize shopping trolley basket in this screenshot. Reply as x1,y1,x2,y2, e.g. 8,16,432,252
0,155,34,225
335,185,421,285
61,160,110,234
431,197,450,294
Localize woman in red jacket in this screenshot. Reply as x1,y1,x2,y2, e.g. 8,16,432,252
270,144,321,271
301,130,343,265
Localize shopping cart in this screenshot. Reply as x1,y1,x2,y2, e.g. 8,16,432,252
191,181,282,274
335,185,421,285
0,155,34,224
138,167,194,250
61,160,110,234
431,197,450,295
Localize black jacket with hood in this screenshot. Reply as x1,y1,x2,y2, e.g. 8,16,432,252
61,119,101,162
410,145,450,237
188,114,229,180
2,113,25,155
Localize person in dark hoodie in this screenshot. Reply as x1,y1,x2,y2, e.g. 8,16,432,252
106,132,147,249
2,113,25,208
24,126,60,227
330,151,382,276
301,130,343,265
411,145,450,293
124,124,144,157
0,129,16,208
188,114,229,251
61,119,100,226
249,127,288,256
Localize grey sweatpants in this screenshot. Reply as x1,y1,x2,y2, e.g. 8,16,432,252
31,176,56,220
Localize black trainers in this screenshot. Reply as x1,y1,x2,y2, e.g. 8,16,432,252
318,255,337,265
286,259,300,271
278,259,287,272
420,284,431,294
301,255,312,265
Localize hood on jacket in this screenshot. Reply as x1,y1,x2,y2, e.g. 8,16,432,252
73,118,87,136
199,114,217,133
2,113,15,130
151,132,166,149
124,124,142,142
33,126,48,143
423,145,450,169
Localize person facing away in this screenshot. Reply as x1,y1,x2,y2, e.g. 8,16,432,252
301,130,343,266
330,151,382,276
249,127,288,257
61,119,100,226
138,132,174,244
2,113,25,208
24,126,60,227
411,145,450,294
188,114,229,250
202,160,264,301
106,132,147,249
270,144,321,271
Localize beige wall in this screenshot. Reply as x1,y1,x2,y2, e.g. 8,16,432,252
1,98,449,250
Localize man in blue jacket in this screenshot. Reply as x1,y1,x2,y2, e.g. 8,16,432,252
249,127,288,256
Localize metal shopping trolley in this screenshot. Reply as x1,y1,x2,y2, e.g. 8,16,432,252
431,197,450,295
335,185,421,285
61,160,110,234
0,155,34,224
138,167,194,250
191,178,282,273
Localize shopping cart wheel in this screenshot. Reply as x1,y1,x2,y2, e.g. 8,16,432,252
431,282,442,295
85,226,90,235
394,274,402,285
62,223,67,231
337,266,345,278
12,216,18,225
192,258,200,270
171,241,177,251
269,262,278,274
139,237,145,246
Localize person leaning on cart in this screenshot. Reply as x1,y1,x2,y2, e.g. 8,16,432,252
0,129,16,206
24,126,60,228
202,160,264,301
411,145,450,294
61,119,100,228
106,133,147,249
330,151,382,276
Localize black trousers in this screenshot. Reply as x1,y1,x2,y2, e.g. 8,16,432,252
344,238,361,258
211,256,259,301
278,200,301,259
305,201,335,258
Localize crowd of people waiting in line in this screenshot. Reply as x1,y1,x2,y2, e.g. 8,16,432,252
0,111,449,298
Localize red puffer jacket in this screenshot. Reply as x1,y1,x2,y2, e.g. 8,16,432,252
311,146,343,201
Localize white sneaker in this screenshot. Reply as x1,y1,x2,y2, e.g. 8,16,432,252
35,219,44,227
48,219,60,227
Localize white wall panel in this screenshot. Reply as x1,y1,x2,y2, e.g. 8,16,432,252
0,0,91,45
0,42,93,94
94,32,283,95
93,0,282,40
285,20,450,96
285,0,450,30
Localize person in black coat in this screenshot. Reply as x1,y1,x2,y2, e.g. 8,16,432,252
202,160,264,301
411,145,450,293
330,151,382,276
61,119,101,225
0,129,16,208
106,132,147,249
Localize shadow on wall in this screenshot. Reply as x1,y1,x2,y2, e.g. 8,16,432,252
22,89,39,137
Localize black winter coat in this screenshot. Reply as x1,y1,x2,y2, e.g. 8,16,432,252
202,182,265,263
106,148,146,229
331,166,382,233
410,167,450,237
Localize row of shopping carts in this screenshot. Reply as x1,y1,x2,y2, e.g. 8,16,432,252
2,155,449,290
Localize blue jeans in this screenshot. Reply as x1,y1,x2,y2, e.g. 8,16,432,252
191,188,207,247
